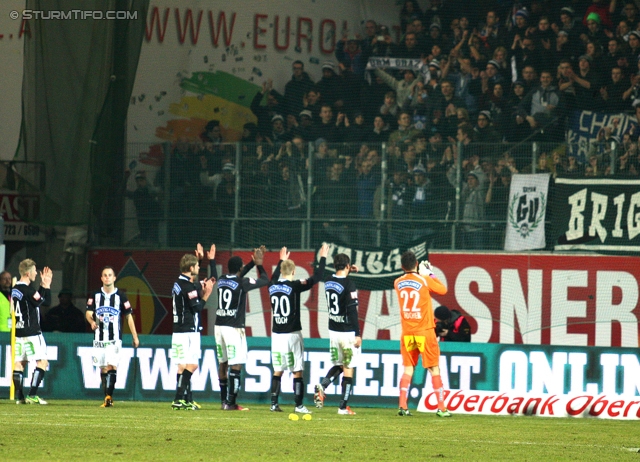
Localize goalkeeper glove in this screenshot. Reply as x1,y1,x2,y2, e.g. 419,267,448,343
418,260,434,277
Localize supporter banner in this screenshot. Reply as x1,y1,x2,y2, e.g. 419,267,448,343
565,110,634,163
504,174,549,251
365,57,424,71
128,0,400,145
552,177,640,253
318,240,429,290
87,249,640,347
1,335,638,419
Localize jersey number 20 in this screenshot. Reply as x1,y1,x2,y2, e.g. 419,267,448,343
271,295,291,317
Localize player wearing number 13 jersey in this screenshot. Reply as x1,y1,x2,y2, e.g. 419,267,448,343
394,251,449,417
314,252,361,415
268,244,328,414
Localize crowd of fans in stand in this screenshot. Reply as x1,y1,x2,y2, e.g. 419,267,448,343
127,1,640,250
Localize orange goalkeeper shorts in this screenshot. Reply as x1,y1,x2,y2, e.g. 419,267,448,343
400,329,440,368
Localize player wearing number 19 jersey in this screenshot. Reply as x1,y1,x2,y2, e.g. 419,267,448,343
211,246,269,410
394,251,449,417
268,244,328,414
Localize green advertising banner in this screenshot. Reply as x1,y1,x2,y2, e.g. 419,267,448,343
1,334,639,411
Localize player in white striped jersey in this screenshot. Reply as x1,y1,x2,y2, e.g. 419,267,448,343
86,267,140,408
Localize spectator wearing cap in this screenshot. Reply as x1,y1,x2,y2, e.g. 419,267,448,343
627,31,640,61
369,25,397,58
424,23,445,56
572,54,603,111
251,79,284,137
508,8,530,48
41,289,86,333
291,110,315,141
434,306,471,342
474,110,501,144
582,12,610,49
284,60,314,118
583,0,615,30
316,61,345,110
374,66,423,110
481,60,504,99
268,114,292,145
555,30,577,64
600,66,630,112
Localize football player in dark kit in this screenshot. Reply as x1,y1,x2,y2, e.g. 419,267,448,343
208,244,269,410
171,253,214,410
314,252,361,415
12,259,53,405
268,243,329,414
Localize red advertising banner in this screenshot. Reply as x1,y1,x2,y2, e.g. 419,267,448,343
87,250,640,347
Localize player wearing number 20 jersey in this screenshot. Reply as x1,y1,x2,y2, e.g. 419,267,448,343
267,245,328,414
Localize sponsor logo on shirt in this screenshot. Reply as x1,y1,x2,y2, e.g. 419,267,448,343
87,298,94,305
11,289,23,300
398,280,422,290
351,291,358,299
218,279,239,290
269,284,293,295
124,301,131,309
325,281,344,294
249,277,256,284
33,292,41,301
188,290,198,299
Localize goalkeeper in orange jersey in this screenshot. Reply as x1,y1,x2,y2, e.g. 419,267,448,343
393,251,450,417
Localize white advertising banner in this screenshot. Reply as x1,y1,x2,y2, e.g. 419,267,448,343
504,174,550,251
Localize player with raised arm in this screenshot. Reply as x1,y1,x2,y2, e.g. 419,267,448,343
269,243,328,414
209,244,269,410
12,259,52,405
314,252,361,415
394,251,449,417
171,253,214,410
86,266,140,408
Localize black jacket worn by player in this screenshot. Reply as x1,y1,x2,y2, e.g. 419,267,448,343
324,274,360,336
172,274,208,333
211,260,269,328
269,256,326,334
12,282,51,337
438,310,471,342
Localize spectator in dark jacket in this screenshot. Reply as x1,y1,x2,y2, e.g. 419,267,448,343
283,61,314,117
434,305,471,342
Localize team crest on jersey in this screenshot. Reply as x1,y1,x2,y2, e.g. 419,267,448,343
398,280,422,290
124,301,131,309
325,281,344,293
188,290,198,299
269,284,293,295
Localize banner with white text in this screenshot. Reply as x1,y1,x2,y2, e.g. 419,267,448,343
1,335,638,419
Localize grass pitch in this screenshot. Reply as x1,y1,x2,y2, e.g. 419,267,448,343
1,400,638,461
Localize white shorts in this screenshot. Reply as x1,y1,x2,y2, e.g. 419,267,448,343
170,332,202,365
92,340,122,368
215,326,247,366
271,331,304,372
15,334,47,362
329,330,360,368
